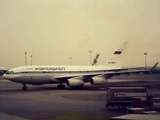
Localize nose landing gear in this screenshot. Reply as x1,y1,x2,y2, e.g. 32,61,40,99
22,84,28,91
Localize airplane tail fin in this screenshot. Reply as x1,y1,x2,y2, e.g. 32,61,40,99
102,41,128,67
148,62,158,73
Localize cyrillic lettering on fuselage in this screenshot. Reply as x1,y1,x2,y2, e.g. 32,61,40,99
35,67,65,71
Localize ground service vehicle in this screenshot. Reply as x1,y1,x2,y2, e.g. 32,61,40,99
106,87,147,108
151,98,160,110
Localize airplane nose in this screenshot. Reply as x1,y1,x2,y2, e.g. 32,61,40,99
3,73,20,80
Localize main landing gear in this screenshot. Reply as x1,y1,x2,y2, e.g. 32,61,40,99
22,84,28,91
57,83,66,89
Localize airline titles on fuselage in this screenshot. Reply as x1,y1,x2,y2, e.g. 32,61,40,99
35,67,65,71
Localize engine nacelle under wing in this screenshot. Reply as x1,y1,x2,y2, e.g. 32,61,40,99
90,76,108,85
66,78,84,87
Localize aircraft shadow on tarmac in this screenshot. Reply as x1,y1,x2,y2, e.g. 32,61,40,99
0,80,108,94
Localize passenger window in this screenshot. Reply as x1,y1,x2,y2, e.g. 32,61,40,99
6,71,14,74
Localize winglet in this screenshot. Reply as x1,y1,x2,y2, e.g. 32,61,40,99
149,62,158,73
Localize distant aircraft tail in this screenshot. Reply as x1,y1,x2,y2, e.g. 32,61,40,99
102,41,128,67
92,54,100,66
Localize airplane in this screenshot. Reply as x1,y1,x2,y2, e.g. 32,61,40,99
2,41,158,90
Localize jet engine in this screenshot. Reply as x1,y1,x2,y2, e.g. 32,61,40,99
66,78,84,88
90,76,108,85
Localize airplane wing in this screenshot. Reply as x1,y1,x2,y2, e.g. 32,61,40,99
55,62,158,80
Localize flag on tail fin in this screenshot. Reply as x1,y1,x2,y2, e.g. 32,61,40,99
102,41,128,67
114,49,123,55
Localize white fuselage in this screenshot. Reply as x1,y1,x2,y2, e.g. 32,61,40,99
3,65,120,85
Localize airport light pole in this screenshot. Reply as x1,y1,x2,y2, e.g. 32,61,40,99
25,52,27,66
70,57,72,65
89,50,92,65
144,53,147,70
30,55,33,65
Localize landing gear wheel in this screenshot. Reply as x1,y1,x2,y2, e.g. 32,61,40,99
57,84,66,89
22,85,28,91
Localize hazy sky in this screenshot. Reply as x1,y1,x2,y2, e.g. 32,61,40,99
0,0,160,68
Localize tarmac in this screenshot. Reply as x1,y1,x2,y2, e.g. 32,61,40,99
0,113,30,120
0,73,160,120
